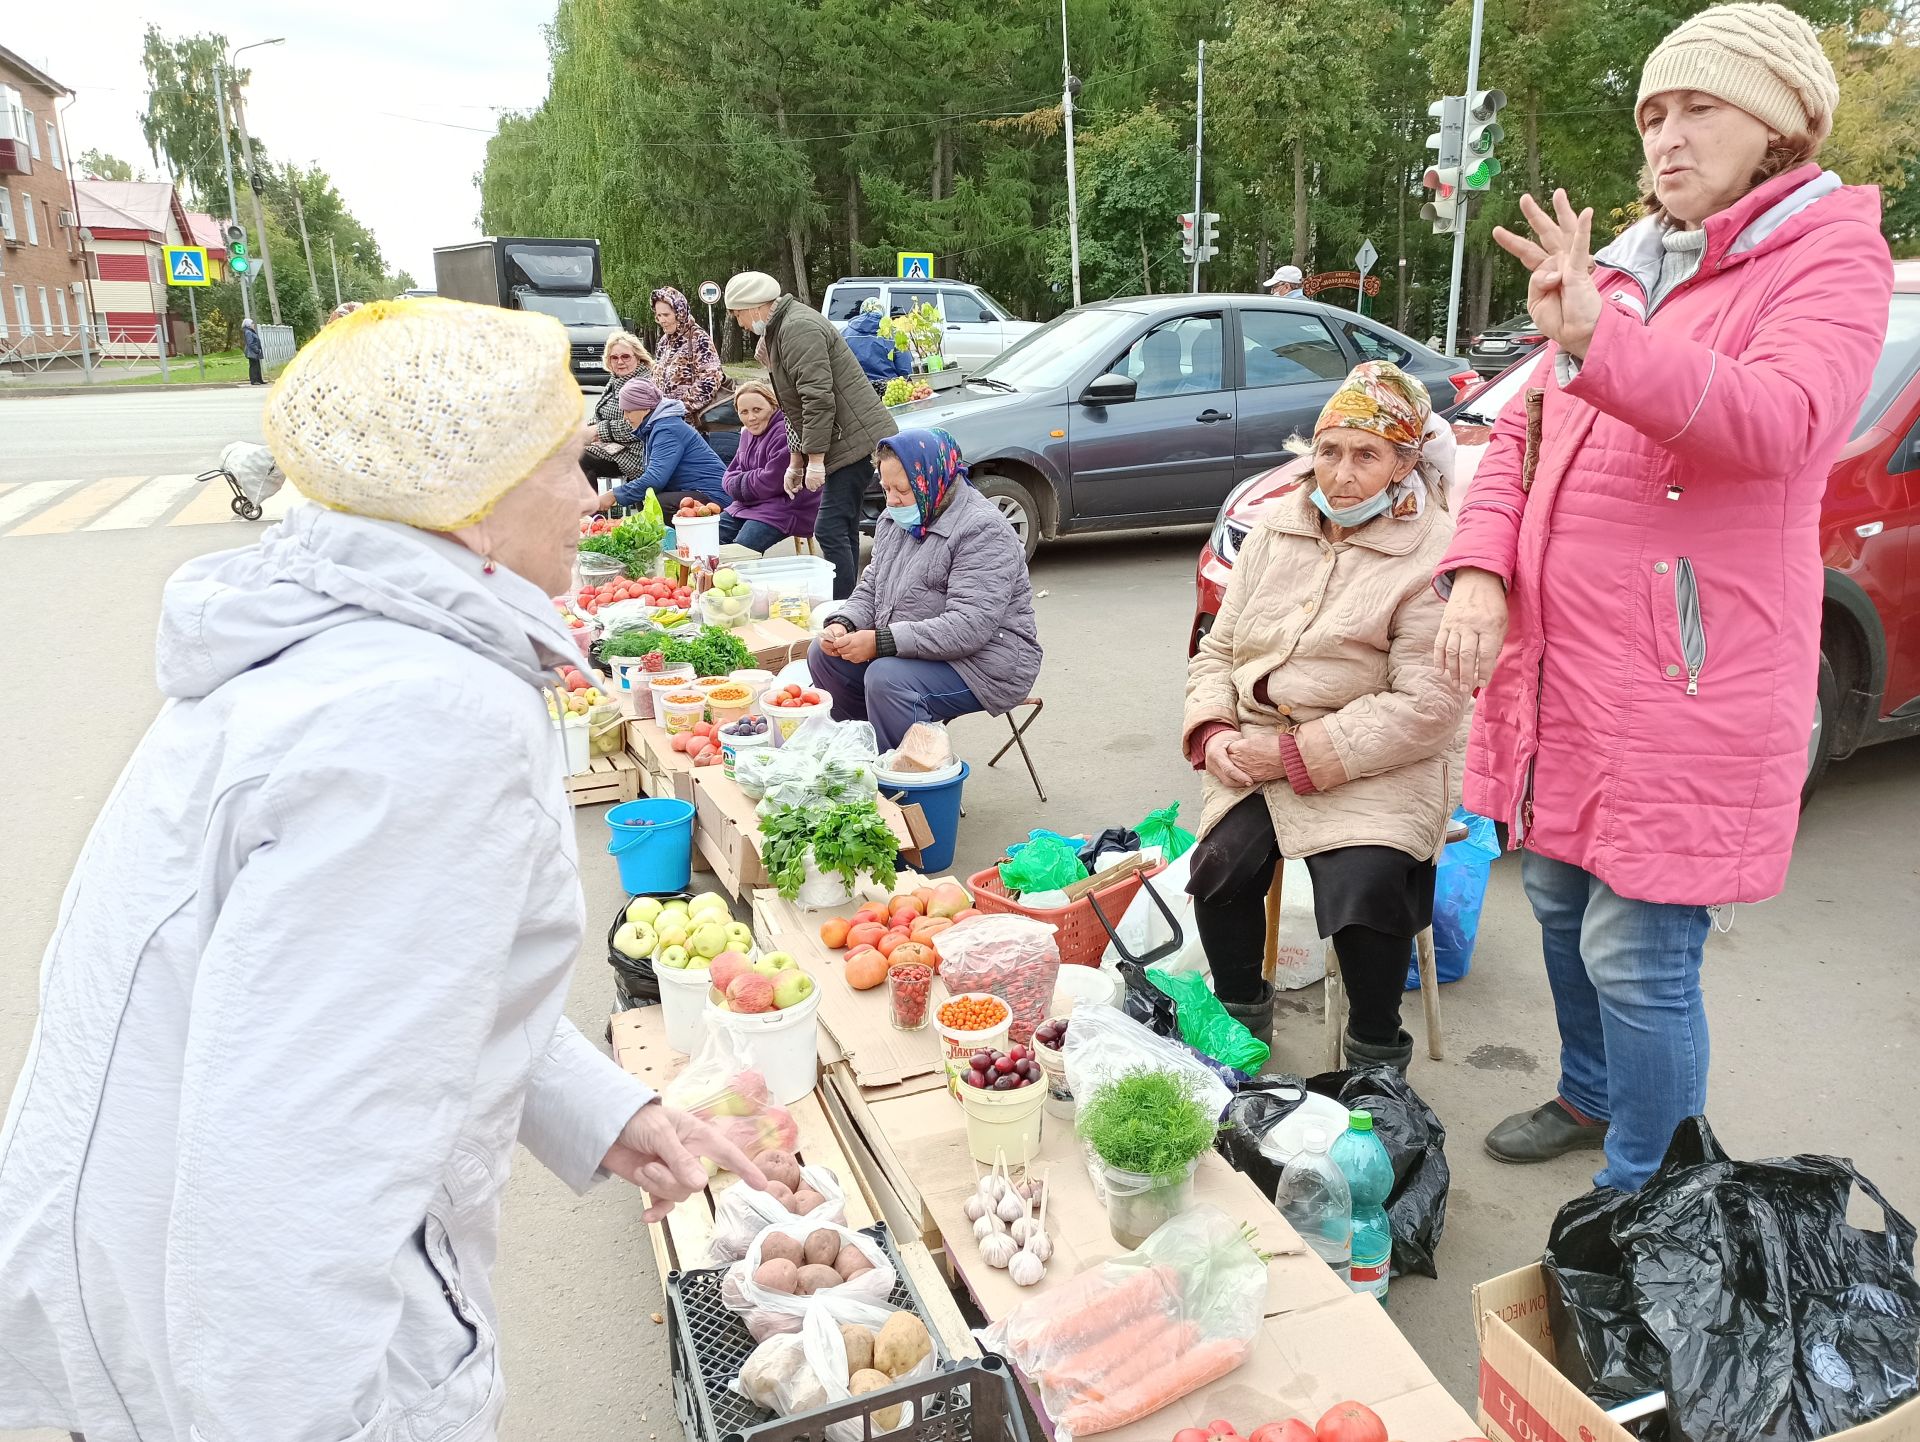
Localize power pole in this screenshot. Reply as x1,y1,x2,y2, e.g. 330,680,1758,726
1060,0,1082,307
210,58,252,322
1182,39,1198,293
227,75,281,324
1445,0,1487,356
287,164,321,313
326,233,342,307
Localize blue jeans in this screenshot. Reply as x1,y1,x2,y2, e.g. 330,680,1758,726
806,642,982,752
719,513,789,553
1521,851,1712,1190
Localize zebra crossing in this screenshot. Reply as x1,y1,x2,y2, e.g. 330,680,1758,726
0,472,301,538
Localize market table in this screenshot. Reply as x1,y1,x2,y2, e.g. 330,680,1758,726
748,884,1483,1442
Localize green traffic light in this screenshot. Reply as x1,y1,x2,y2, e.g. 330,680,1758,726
1463,156,1502,190
230,256,250,274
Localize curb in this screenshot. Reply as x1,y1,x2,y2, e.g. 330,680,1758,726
0,380,269,398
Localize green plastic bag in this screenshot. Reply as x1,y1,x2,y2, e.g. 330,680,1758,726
1136,803,1196,862
1146,966,1270,1074
642,489,665,530
997,834,1089,895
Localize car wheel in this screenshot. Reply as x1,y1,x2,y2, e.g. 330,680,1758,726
974,471,1040,560
1801,649,1840,807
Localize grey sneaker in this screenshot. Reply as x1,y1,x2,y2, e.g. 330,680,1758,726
1485,1099,1607,1163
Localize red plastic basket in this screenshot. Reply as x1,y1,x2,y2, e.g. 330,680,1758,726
965,862,1167,969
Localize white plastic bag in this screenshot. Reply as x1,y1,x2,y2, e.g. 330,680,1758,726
704,1164,849,1265
1098,852,1207,975
219,441,286,505
733,1303,937,1439
722,1217,898,1340
1270,858,1326,990
756,715,881,812
801,1304,937,1440
1061,1002,1232,1123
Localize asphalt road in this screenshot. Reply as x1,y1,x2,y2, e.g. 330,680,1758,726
3,388,1918,1440
0,387,273,485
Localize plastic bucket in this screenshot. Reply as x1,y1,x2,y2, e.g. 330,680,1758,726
934,993,1012,1097
1097,1156,1200,1248
721,724,771,780
1033,1027,1073,1120
761,693,834,747
556,713,591,773
675,512,722,561
655,954,715,1054
660,691,708,735
958,1079,1046,1166
1052,963,1122,1015
880,762,970,874
706,685,756,728
605,797,696,895
705,981,822,1105
732,669,775,705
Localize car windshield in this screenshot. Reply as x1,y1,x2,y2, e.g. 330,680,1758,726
1488,313,1535,334
519,292,620,326
972,307,1141,389
1855,293,1920,438
1453,360,1535,425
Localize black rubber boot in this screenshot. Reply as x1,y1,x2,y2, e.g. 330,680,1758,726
1342,1028,1414,1073
1220,981,1275,1049
1485,1099,1608,1163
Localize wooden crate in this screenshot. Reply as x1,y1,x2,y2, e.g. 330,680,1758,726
692,769,770,901
565,750,641,808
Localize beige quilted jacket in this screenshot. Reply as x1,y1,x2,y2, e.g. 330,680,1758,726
1183,483,1466,861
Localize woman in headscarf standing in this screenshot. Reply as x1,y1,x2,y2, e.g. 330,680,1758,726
809,428,1041,752
1433,2,1894,1189
1182,362,1466,1063
647,285,732,417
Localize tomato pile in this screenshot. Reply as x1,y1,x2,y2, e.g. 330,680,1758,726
574,575,694,616
669,720,726,766
765,682,828,709
1171,1400,1414,1442
580,516,617,536
676,498,724,519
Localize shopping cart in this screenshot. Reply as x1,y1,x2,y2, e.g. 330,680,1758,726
196,442,285,521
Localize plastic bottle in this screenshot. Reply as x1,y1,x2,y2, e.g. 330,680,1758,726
1331,1109,1395,1300
1275,1122,1351,1282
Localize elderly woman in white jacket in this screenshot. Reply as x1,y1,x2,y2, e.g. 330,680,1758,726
0,298,762,1442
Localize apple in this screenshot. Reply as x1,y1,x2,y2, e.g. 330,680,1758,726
753,950,797,976
626,896,664,926
724,921,755,949
660,900,690,921
726,972,776,1014
709,951,753,994
655,920,689,949
612,923,655,960
689,922,730,959
689,892,730,920
658,944,691,970
720,593,749,617
712,567,739,590
771,970,814,1009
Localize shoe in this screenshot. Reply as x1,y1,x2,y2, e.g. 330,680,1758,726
1219,982,1274,1049
1342,1028,1413,1073
1485,1098,1608,1163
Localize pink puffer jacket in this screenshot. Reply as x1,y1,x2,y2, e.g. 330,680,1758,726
1440,166,1893,905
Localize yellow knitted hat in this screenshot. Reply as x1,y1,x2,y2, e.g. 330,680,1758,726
264,297,581,531
1636,2,1839,145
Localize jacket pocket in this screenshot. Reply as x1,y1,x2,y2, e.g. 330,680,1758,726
1650,557,1708,694
390,1209,501,1442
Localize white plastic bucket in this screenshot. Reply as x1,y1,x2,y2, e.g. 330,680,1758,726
958,1078,1046,1166
555,713,591,774
933,993,1012,1097
1033,1030,1073,1120
675,512,722,562
732,669,776,705
656,958,715,1055
1052,963,1123,1016
705,981,822,1106
761,692,834,746
721,725,772,780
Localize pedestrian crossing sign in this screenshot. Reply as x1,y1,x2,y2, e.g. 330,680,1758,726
896,251,934,280
164,246,211,286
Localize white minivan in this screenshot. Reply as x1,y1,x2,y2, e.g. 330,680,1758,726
821,277,1041,370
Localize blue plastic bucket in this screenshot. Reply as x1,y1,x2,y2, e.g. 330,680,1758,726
606,797,696,895
880,761,970,874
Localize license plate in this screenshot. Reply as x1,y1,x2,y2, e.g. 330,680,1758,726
1481,340,1510,352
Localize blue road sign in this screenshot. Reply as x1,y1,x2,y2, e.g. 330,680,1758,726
896,251,934,280
165,245,211,286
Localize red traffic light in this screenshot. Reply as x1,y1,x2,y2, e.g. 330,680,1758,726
1421,166,1455,198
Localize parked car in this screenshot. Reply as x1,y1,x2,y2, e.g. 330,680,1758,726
821,278,1041,369
1192,261,1920,800
1467,312,1548,376
865,294,1476,556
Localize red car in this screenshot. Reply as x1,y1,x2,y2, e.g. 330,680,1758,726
1192,260,1920,798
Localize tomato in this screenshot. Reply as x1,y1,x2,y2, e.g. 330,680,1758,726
1315,1403,1387,1442
1249,1422,1317,1442
888,941,936,972
1208,1424,1240,1437
819,917,852,949
910,916,954,945
888,894,927,917
875,931,908,958
1175,1431,1212,1442
847,921,888,951
852,903,888,927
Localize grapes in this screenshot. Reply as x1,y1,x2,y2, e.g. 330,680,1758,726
970,1052,994,1073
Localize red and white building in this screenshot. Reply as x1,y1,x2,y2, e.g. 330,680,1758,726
73,179,204,357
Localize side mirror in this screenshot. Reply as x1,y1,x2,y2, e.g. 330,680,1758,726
621,316,635,333
1081,372,1137,406
980,309,1001,323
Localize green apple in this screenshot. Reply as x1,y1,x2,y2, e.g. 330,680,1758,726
689,893,730,921
626,896,664,925
689,921,730,958
753,950,797,976
712,567,739,590
613,923,654,960
655,920,689,949
720,594,749,617
658,944,691,970
771,970,814,1009
724,921,754,949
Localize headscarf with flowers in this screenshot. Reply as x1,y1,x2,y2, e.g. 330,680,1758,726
875,428,968,539
1310,360,1450,518
649,286,731,413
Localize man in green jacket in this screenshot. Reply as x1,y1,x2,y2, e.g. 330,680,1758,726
726,271,898,599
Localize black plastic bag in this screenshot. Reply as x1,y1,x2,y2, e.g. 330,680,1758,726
1216,1074,1312,1198
1117,959,1179,1036
1080,827,1142,869
1544,1117,1920,1442
605,895,666,1008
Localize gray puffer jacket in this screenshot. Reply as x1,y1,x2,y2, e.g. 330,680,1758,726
827,481,1042,714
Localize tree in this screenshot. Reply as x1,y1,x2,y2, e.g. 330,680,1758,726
1043,106,1191,298
1824,6,1920,255
137,27,254,210
78,148,141,182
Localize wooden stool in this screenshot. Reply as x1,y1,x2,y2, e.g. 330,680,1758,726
987,697,1046,802
792,535,819,557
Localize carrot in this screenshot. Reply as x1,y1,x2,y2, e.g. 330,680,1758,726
1041,1315,1198,1395
1045,1264,1182,1353
1057,1338,1249,1439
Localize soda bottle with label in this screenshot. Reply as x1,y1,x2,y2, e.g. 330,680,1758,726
1330,1109,1394,1299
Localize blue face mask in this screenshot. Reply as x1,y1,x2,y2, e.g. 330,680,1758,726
1310,485,1394,527
884,502,923,530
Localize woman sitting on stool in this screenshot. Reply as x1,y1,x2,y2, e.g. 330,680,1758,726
720,381,821,553
586,377,729,517
809,428,1040,752
1182,362,1466,1061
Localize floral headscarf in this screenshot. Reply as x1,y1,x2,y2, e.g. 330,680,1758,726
876,428,968,539
1311,361,1444,519
649,286,730,413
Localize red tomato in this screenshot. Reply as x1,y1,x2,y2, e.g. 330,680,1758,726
1315,1404,1387,1442
847,921,888,951
1208,1425,1240,1438
875,931,908,958
1250,1422,1317,1442
1175,1432,1212,1442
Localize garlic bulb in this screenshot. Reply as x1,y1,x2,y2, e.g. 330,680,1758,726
982,1174,1009,1203
961,1194,987,1222
1010,1216,1039,1246
979,1232,1019,1269
972,1213,1002,1241
1008,1249,1047,1287
1023,1229,1054,1263
995,1191,1025,1224
1020,1178,1046,1205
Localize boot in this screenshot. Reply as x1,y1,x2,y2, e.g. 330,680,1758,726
1220,981,1275,1049
1485,1099,1608,1163
1342,1027,1414,1074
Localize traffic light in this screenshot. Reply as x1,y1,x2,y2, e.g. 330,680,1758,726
1198,212,1219,262
1422,95,1466,234
1180,212,1197,263
249,169,265,195
1463,89,1507,190
224,223,244,247
230,256,250,274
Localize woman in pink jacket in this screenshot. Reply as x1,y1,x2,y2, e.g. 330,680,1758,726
1435,2,1893,1190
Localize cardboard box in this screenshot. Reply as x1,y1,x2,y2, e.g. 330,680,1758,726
1473,1264,1920,1442
690,769,769,899
625,718,698,803
735,617,813,671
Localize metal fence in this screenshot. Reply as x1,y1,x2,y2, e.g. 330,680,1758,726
0,320,296,385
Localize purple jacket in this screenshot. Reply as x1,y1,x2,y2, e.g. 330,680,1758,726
722,413,822,536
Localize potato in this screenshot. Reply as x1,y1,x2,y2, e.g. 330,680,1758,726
789,1188,825,1215
834,1243,874,1280
760,1233,806,1268
803,1228,842,1267
757,1148,803,1193
874,1312,931,1378
840,1323,876,1375
795,1263,843,1295
850,1368,902,1431
763,1179,794,1206
753,1258,801,1294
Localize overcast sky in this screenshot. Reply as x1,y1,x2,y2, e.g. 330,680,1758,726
8,0,553,284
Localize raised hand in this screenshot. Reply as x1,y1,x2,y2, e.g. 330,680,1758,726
1493,189,1602,360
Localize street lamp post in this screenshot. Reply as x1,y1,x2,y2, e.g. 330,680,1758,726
1060,0,1082,308
227,38,285,326
210,56,250,323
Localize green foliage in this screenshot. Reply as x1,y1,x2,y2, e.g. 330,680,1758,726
138,28,245,209
577,512,667,576
601,625,754,676
1078,1070,1217,1177
78,148,139,182
758,801,899,899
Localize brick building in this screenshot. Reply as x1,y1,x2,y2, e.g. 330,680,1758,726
0,42,93,363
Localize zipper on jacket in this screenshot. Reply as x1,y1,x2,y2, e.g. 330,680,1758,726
1674,557,1708,695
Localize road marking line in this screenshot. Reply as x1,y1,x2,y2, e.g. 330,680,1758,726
0,479,94,535
7,475,151,536
86,473,205,531
168,473,253,526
